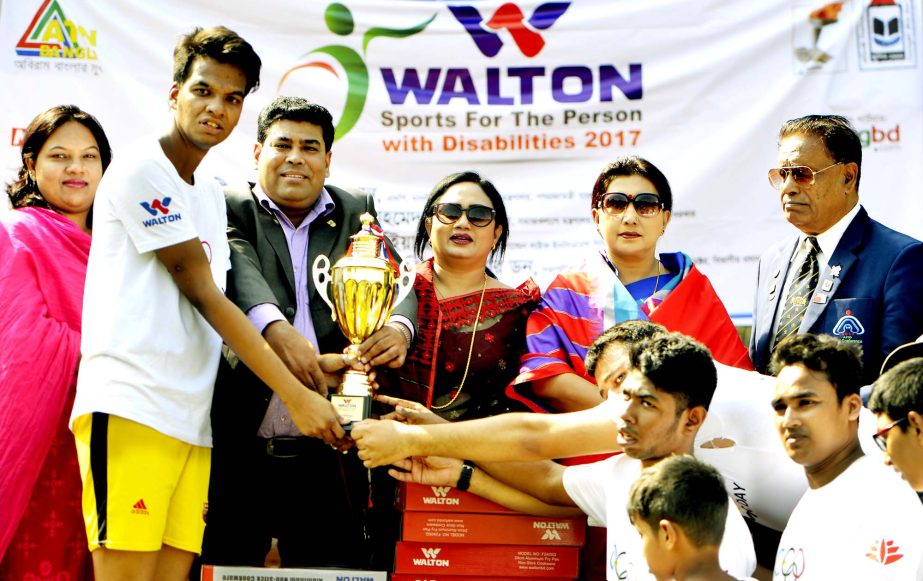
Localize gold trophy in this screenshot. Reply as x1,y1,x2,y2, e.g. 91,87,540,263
312,213,414,428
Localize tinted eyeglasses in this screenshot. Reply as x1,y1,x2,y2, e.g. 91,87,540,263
873,416,908,451
431,203,496,227
768,162,841,189
597,192,664,218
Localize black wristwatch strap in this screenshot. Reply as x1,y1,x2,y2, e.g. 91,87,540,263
456,460,475,491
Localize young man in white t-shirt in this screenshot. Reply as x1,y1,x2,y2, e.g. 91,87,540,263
769,334,923,580
72,27,348,581
627,455,756,581
388,332,757,580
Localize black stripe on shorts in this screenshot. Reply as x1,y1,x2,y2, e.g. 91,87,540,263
90,412,109,544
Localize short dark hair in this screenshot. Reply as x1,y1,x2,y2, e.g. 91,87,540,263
7,105,112,219
256,96,335,152
869,358,923,432
631,333,717,412
769,334,862,402
173,26,261,95
585,320,669,377
590,156,673,212
778,114,862,191
414,171,510,264
627,455,728,547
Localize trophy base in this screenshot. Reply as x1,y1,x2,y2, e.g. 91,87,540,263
331,369,373,431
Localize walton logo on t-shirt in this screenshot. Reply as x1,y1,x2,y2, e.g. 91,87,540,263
140,197,183,227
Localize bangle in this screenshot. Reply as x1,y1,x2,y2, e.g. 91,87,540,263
388,322,412,347
456,460,475,491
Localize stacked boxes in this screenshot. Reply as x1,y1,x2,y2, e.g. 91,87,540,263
393,483,584,579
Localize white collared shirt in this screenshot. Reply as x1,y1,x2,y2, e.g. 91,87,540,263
771,203,862,336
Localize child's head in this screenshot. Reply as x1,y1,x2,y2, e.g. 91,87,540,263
627,455,728,580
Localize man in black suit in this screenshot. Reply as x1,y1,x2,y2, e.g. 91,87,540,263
201,96,417,568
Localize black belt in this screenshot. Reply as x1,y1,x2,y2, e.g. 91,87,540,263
263,436,327,458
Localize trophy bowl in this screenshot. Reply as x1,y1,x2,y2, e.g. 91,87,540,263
313,213,414,427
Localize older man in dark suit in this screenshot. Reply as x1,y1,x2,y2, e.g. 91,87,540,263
751,114,923,385
200,97,417,569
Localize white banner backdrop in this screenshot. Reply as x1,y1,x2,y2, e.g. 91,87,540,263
1,0,920,321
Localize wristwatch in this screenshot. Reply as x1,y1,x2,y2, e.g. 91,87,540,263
456,460,475,491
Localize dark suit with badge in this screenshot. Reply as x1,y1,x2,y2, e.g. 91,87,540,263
751,207,923,383
200,183,417,569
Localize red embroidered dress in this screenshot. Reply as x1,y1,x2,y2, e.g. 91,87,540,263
380,259,540,421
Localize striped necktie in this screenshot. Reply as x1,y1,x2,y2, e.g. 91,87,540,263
774,236,820,346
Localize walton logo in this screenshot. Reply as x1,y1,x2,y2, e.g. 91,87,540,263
541,529,562,541
16,0,98,59
140,197,171,216
130,499,149,515
278,3,436,142
866,538,904,565
431,486,452,497
140,198,182,228
448,2,570,57
412,547,450,567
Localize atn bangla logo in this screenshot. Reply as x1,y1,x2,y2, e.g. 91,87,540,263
281,2,641,142
15,0,98,59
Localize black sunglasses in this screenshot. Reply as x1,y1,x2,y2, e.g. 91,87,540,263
598,192,663,218
431,203,496,227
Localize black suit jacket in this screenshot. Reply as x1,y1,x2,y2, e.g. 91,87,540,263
212,182,418,441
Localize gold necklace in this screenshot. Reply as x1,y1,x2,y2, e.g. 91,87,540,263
431,272,489,410
649,260,662,297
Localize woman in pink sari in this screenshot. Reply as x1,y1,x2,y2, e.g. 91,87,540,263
0,105,111,579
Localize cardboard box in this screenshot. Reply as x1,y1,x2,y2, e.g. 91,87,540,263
402,512,585,546
200,565,387,581
394,542,580,577
400,483,516,514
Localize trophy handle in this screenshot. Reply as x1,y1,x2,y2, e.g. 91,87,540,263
393,260,416,308
312,254,337,322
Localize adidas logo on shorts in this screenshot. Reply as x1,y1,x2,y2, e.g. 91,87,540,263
131,498,149,515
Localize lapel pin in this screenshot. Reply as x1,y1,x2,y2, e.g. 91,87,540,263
327,220,336,228
821,279,833,292
830,265,841,278
812,295,828,304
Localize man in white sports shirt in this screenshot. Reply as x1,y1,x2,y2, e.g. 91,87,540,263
769,334,923,580
71,26,347,580
383,333,757,580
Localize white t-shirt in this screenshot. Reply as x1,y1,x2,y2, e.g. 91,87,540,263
563,454,757,581
72,141,230,447
773,455,923,581
695,363,884,532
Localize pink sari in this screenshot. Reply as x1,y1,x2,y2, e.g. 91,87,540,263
0,207,90,573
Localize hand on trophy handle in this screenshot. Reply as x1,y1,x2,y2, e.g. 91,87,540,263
317,352,372,392
263,321,327,396
358,323,410,368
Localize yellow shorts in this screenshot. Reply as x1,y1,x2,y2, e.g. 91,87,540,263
73,413,210,553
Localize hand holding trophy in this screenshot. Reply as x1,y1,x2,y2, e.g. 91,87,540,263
313,213,414,430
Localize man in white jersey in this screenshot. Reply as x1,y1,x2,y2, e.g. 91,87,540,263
769,334,923,580
71,27,346,580
388,333,757,580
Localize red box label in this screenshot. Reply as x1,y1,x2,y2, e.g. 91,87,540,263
402,512,585,546
401,483,516,514
394,542,580,578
